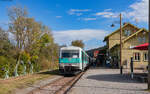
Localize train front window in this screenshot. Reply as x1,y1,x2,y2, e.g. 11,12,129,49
61,50,79,58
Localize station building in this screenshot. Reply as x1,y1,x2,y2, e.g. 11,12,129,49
103,23,148,69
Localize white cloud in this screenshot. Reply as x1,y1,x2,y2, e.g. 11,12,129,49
83,18,97,21
104,9,112,12
95,0,148,23
69,9,91,13
68,9,91,16
95,11,118,18
124,0,148,22
56,16,62,18
53,29,109,46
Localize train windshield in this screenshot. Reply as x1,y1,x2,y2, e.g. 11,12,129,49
61,50,79,58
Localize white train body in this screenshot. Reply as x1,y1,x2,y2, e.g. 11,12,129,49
59,46,89,74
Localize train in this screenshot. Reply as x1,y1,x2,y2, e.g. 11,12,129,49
59,46,90,74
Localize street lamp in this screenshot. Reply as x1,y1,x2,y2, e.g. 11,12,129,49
111,13,123,74
148,0,150,89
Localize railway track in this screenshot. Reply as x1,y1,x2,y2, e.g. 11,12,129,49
28,72,84,94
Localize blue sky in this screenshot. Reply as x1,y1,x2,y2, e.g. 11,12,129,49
0,0,148,50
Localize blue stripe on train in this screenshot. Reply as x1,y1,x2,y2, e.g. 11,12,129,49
59,58,80,63
59,58,88,63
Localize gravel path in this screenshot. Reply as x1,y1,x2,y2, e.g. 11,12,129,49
68,68,150,94
28,76,74,94
15,76,62,94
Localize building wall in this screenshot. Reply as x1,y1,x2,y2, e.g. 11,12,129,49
108,31,120,49
106,24,148,69
109,46,120,67
122,31,148,68
121,49,148,68
108,24,139,50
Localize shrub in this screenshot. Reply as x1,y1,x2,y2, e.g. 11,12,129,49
0,56,16,78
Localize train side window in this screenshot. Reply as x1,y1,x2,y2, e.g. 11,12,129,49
86,55,87,62
85,55,87,62
82,51,84,63
84,53,85,62
86,56,87,62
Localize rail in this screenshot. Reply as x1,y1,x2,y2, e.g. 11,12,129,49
28,72,85,94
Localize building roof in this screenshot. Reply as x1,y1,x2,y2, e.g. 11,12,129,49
104,22,148,50
86,46,107,52
132,43,148,50
123,28,148,43
103,23,140,41
109,44,120,51
108,28,148,50
86,46,107,57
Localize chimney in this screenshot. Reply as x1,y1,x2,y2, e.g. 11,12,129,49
123,22,127,25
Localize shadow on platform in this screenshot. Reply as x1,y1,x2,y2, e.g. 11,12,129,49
89,66,114,69
87,74,142,83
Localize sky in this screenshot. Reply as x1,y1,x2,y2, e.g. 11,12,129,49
0,0,148,50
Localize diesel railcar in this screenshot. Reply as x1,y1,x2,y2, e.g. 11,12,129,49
59,46,90,74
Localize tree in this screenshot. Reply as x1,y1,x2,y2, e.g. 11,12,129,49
0,5,59,77
71,40,84,48
8,6,29,76
0,28,10,56
37,26,58,70
0,27,16,78
24,18,42,55
8,6,28,50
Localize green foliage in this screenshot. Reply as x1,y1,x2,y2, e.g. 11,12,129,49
0,6,59,78
17,63,24,75
20,51,30,64
31,55,38,63
0,56,16,78
71,40,84,48
41,34,50,44
0,56,8,78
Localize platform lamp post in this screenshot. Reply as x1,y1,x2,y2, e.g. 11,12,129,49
111,13,123,75
148,0,150,90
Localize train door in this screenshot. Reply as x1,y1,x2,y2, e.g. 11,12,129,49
82,51,84,70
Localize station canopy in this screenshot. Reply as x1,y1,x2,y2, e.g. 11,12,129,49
132,43,148,50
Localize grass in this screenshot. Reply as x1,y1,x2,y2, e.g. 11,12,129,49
0,69,59,94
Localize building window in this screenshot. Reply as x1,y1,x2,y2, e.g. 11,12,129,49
124,30,131,36
143,52,148,61
134,53,140,61
138,36,146,43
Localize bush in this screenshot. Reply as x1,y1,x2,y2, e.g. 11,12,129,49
21,51,30,64
0,56,8,78
0,56,15,78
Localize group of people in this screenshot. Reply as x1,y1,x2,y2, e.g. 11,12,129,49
91,56,119,68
